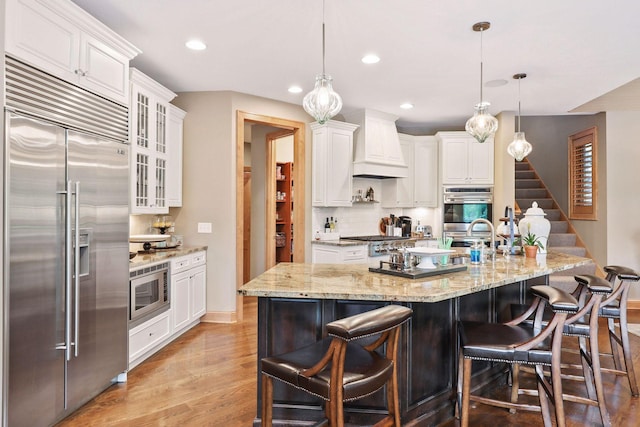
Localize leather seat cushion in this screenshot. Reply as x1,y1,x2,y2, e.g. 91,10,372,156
261,337,393,401
460,321,552,365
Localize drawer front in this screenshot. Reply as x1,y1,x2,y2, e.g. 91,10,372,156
129,311,171,361
191,251,206,267
341,247,367,262
171,255,191,274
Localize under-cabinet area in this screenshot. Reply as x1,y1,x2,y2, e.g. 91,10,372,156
128,248,207,369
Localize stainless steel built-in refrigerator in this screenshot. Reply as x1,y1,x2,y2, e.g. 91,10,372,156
3,57,130,426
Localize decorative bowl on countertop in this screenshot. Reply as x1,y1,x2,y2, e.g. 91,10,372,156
129,234,169,243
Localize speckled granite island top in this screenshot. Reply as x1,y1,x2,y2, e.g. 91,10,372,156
239,251,591,302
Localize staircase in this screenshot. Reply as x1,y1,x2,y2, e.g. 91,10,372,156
515,160,597,292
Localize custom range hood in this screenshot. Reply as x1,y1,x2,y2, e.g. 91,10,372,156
343,109,408,178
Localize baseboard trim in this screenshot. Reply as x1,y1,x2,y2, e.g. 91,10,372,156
201,311,237,324
628,300,640,313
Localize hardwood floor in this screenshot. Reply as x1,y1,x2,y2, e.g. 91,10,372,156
58,299,640,426
57,298,258,427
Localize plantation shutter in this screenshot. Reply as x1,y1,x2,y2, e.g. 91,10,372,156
568,127,597,220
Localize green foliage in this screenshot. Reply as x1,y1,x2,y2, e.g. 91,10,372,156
521,224,544,249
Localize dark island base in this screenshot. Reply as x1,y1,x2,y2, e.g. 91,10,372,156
253,276,547,426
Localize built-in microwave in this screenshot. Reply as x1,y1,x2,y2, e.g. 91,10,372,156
129,261,170,328
443,187,493,246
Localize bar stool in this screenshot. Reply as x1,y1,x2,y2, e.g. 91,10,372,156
600,265,640,396
511,275,613,427
261,304,412,427
458,285,579,427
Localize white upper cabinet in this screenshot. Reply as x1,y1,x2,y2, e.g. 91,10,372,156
130,68,177,214
437,131,494,185
413,136,439,206
5,0,140,105
167,105,186,207
382,135,439,207
311,120,359,207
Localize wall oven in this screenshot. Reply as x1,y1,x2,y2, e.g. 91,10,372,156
443,187,493,247
129,261,170,328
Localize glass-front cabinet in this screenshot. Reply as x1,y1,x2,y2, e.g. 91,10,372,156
130,68,176,214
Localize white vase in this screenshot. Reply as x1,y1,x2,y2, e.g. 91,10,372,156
519,201,551,254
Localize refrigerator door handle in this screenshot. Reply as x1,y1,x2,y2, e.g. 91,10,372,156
65,180,73,362
74,181,80,357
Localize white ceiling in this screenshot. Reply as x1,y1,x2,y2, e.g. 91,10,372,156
72,0,640,132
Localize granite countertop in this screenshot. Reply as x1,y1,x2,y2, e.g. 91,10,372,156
238,251,591,303
312,237,437,247
129,245,208,270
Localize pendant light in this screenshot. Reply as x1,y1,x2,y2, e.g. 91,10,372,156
507,73,533,161
303,0,342,124
465,22,498,143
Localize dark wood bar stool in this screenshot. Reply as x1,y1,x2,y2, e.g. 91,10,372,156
260,304,412,427
511,275,613,426
458,285,579,427
600,265,640,396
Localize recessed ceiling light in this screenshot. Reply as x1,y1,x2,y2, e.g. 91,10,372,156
400,103,414,110
288,86,303,94
361,54,380,64
185,39,207,51
485,79,508,87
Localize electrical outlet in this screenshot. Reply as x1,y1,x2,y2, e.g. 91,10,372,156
197,222,212,233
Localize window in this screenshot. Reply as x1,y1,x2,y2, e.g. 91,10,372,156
568,127,597,220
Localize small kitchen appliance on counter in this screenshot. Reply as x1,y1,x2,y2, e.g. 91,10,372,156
399,216,412,237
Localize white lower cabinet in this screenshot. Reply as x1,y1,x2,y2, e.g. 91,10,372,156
312,245,368,264
414,239,439,249
171,261,206,333
129,250,207,369
129,310,171,368
171,251,206,333
172,270,191,332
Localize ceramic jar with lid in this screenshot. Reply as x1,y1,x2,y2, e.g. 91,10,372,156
518,201,551,254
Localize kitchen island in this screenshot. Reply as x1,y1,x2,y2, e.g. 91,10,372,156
239,251,591,426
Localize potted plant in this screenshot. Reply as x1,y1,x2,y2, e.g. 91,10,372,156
521,226,544,258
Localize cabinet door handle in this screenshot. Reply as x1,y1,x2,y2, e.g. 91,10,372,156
74,69,87,77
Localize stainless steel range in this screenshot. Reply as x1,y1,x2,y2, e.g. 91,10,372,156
341,235,415,257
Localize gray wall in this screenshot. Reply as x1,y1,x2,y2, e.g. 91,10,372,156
170,91,312,317
520,113,607,267
605,111,640,299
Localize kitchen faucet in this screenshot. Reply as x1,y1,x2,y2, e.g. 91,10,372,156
466,218,496,263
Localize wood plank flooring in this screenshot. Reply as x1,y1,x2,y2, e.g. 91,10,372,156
57,299,640,426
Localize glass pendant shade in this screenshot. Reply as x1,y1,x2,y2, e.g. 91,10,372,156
507,72,533,161
466,22,498,143
465,102,498,143
507,131,533,161
303,74,342,124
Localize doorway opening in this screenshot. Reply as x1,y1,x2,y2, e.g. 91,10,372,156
236,111,306,321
